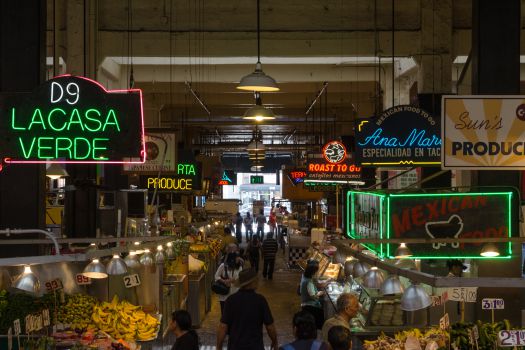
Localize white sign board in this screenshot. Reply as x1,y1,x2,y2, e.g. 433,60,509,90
123,274,141,288
75,273,91,285
439,313,450,330
447,287,477,302
123,133,176,173
498,330,525,347
482,298,504,310
442,96,525,169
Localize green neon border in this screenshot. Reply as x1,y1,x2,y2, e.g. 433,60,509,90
385,191,513,260
346,190,386,257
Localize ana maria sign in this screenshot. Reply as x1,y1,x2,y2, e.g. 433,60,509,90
355,105,441,167
0,75,145,164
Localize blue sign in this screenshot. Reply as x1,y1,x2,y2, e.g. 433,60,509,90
355,105,441,167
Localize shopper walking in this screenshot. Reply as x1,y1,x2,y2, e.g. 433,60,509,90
214,252,243,316
327,326,352,350
321,293,358,344
261,232,278,280
217,269,278,350
235,212,243,243
269,207,277,235
300,263,325,330
279,310,329,350
256,209,267,240
247,235,261,272
169,310,200,350
244,212,254,241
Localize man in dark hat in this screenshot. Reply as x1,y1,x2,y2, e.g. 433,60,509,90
216,268,278,350
446,259,467,277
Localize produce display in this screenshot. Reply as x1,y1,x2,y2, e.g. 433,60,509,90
0,291,41,334
450,320,522,350
364,328,448,350
92,295,160,341
56,293,98,330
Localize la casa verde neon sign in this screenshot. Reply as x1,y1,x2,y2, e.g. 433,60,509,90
0,75,146,164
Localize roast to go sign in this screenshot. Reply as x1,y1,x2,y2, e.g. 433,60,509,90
0,75,145,164
482,298,504,310
442,96,525,169
498,330,525,347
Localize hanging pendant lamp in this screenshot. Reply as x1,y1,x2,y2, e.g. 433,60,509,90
243,92,275,120
237,0,279,92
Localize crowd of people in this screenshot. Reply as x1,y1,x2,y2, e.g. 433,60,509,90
169,204,359,350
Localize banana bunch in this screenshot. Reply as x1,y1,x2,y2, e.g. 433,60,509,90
57,293,97,330
92,295,160,341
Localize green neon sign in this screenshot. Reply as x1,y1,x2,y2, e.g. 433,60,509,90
346,190,513,259
1,75,145,164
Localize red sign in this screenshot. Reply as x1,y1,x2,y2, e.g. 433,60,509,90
287,169,307,185
322,141,347,164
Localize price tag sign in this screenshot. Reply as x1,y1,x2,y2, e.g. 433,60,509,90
482,298,504,310
34,315,43,331
123,274,141,288
447,287,477,302
42,309,50,327
498,330,525,347
75,273,92,285
472,325,479,340
25,315,32,333
430,295,443,307
13,319,20,336
8,327,12,350
45,278,63,292
439,313,449,330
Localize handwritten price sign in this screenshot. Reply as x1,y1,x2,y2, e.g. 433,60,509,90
482,298,504,310
498,330,525,347
75,273,91,285
447,287,477,302
439,313,450,330
123,274,141,288
44,278,63,292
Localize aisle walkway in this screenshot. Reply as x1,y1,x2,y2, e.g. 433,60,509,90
197,248,302,348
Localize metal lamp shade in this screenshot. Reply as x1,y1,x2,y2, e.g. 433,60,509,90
401,284,431,311
395,243,413,259
139,249,154,266
362,268,386,289
480,243,500,257
165,244,176,259
237,63,279,92
124,252,141,269
247,140,266,152
155,250,165,263
106,255,128,275
344,260,356,277
13,266,40,293
380,275,405,295
83,259,108,278
243,105,275,120
352,261,370,278
395,258,416,270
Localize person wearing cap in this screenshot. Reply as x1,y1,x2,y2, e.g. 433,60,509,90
446,259,467,277
217,268,278,350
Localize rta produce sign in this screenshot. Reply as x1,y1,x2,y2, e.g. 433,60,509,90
141,162,202,192
355,105,441,166
345,190,513,259
0,75,145,163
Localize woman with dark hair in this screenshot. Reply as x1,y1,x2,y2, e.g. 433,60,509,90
214,251,243,315
279,310,329,350
247,235,261,272
300,263,325,329
170,310,199,350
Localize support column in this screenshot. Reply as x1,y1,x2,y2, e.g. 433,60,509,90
0,1,46,256
470,0,522,325
417,0,453,188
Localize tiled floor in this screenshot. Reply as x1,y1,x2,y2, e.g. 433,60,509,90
197,249,301,348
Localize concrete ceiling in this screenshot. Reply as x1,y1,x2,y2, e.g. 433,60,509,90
45,0,518,160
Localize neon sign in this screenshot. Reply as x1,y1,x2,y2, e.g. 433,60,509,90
355,105,440,166
287,169,307,185
323,141,347,164
140,163,201,192
250,175,264,184
218,170,236,186
147,177,192,191
346,190,513,259
0,75,145,164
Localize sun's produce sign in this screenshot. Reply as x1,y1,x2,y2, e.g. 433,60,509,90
0,75,145,164
442,96,525,169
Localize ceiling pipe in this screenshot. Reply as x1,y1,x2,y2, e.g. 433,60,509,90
305,82,328,115
185,81,211,116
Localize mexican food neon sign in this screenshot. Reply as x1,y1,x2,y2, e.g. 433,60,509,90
1,75,146,164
